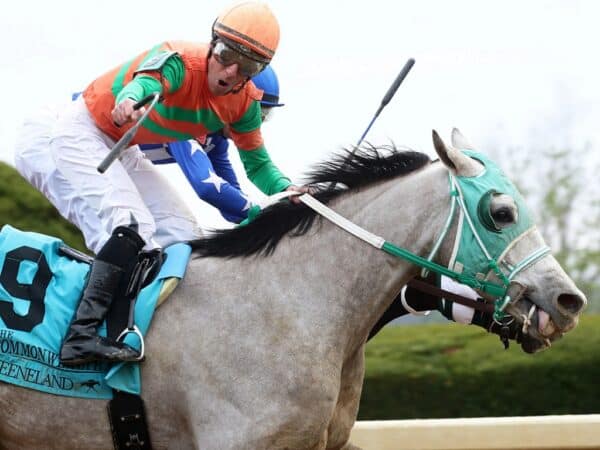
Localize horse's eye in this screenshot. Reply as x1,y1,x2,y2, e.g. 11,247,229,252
492,207,514,224
478,191,518,232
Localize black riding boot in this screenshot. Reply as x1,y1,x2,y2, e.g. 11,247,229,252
60,226,145,366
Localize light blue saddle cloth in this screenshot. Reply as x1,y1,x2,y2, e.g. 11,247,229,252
0,224,190,399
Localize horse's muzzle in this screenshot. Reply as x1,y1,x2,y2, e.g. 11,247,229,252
504,285,587,354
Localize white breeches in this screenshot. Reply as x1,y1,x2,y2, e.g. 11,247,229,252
14,97,202,254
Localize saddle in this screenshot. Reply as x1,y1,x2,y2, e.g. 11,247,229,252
0,225,191,450
0,224,190,398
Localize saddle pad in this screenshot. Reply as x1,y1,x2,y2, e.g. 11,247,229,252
0,225,191,399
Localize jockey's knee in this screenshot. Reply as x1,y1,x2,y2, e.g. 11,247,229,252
100,211,156,252
152,218,203,248
130,222,156,251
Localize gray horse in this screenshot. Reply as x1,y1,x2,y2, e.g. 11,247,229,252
0,130,586,449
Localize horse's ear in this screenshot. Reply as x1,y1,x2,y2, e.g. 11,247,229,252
451,127,475,150
433,130,456,170
432,129,483,177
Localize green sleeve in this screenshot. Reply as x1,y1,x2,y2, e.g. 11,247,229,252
231,100,262,135
115,54,185,104
238,145,292,195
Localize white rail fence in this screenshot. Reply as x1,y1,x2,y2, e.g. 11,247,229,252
350,415,600,450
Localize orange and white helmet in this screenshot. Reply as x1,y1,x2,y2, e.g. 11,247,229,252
212,2,280,64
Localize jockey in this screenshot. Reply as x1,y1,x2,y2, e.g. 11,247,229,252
14,1,309,366
138,65,284,224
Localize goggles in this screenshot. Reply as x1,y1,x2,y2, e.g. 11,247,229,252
213,41,265,78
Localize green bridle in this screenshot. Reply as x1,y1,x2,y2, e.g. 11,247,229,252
387,150,551,321
298,150,551,322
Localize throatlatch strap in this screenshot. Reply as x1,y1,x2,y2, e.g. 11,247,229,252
108,391,153,450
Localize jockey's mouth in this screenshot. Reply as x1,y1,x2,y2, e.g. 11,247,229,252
218,78,244,90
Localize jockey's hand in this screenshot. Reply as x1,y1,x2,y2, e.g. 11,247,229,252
286,185,313,205
111,98,146,127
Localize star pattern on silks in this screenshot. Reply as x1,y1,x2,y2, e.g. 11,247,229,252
240,193,252,211
202,136,216,153
189,140,207,156
202,170,226,193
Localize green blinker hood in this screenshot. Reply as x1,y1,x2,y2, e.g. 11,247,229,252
450,150,535,281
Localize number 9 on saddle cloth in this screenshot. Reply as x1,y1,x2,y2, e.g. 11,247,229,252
0,224,190,399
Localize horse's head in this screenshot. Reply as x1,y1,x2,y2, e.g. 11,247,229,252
433,128,587,353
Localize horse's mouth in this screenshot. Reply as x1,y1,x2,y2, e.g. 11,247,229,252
505,293,564,354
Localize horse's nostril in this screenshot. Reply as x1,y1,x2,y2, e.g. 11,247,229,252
557,293,586,315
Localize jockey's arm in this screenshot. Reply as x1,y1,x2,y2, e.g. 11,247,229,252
227,102,290,195
168,140,251,224
205,134,242,190
112,52,184,124
237,145,292,195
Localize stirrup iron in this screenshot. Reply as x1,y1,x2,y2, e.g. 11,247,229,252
117,325,145,361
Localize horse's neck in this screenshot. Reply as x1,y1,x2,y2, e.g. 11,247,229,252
295,162,453,348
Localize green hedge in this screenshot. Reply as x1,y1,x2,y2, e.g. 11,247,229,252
0,162,86,251
360,314,600,419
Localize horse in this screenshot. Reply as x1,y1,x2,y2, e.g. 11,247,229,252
0,129,587,449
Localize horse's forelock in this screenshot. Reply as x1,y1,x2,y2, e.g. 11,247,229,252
190,146,431,258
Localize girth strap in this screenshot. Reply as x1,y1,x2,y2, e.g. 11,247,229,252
108,391,153,450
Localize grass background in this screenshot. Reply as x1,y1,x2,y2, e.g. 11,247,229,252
359,314,600,419
0,162,86,251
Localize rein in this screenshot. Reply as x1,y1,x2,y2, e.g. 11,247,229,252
406,278,494,315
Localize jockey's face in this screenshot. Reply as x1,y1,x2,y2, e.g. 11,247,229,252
207,53,246,96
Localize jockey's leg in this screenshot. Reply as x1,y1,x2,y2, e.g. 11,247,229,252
38,96,159,365
38,96,160,254
121,146,203,246
60,225,145,365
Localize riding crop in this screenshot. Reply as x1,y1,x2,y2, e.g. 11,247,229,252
356,58,415,146
97,92,160,174
326,58,415,193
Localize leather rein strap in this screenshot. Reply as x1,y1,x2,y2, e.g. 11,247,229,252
407,278,494,315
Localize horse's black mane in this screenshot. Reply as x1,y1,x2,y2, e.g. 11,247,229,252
190,145,430,258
